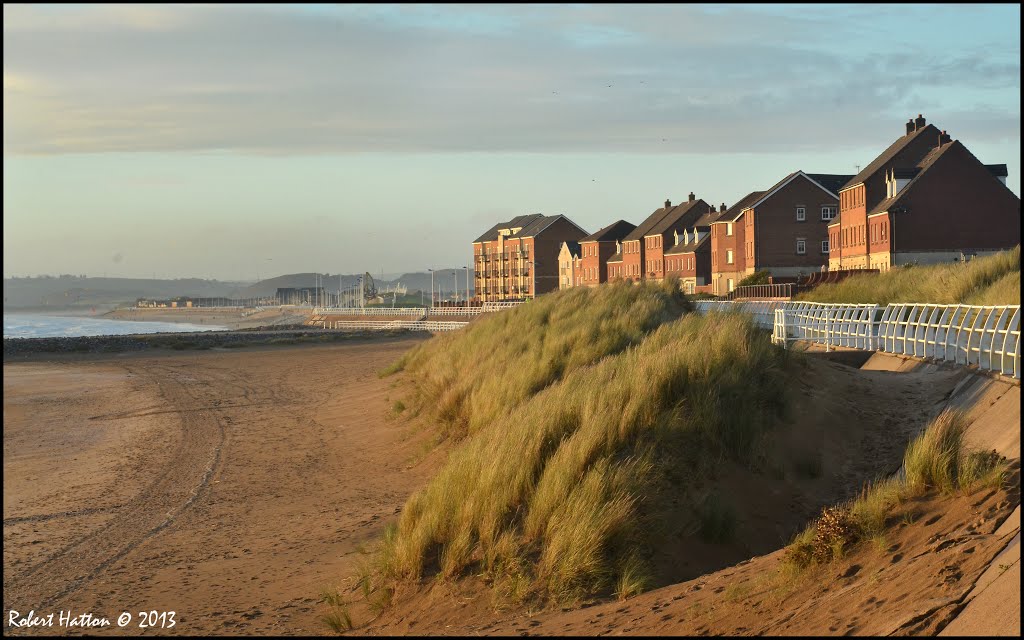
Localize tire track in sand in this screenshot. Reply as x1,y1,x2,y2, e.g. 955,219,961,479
3,361,235,614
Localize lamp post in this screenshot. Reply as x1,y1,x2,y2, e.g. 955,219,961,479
463,266,469,307
428,268,434,309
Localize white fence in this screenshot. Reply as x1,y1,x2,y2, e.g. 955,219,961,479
321,320,469,332
696,300,1020,379
773,303,880,351
313,307,427,316
428,307,484,316
877,304,1019,379
694,300,788,330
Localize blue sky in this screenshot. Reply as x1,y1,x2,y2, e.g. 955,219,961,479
3,3,1020,280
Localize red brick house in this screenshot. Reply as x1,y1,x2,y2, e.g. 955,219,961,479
616,194,713,283
709,191,764,295
578,220,636,286
663,203,727,293
473,214,588,302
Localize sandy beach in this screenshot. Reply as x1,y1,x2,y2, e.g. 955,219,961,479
101,307,313,331
3,335,434,635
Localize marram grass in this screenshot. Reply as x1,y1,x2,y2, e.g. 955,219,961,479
375,280,791,605
797,245,1020,306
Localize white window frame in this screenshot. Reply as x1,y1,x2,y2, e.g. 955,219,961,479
821,206,837,221
796,238,807,255
726,249,734,265
796,206,806,221
821,240,829,254
726,222,734,236
727,278,735,292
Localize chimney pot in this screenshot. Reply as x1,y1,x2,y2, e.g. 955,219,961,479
688,192,695,202
664,199,671,209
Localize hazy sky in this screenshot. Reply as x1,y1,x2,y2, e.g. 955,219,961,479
3,3,1020,280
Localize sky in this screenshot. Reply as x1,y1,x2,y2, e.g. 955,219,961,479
3,3,1020,281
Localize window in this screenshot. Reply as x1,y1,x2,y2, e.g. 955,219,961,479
821,240,830,254
821,206,837,221
796,206,806,221
727,278,735,292
726,249,734,264
796,238,806,255
726,223,734,236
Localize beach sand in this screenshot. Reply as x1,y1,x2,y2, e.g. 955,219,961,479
101,307,313,330
3,335,434,636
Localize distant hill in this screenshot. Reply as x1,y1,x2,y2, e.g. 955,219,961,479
3,276,248,311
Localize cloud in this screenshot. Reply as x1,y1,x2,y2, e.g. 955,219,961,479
3,4,1020,156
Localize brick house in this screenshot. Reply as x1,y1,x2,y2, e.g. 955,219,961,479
618,194,713,283
578,220,636,287
558,241,582,289
473,214,588,302
709,191,764,295
663,203,727,293
830,115,1019,270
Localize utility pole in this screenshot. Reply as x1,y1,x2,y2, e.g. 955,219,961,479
428,268,434,309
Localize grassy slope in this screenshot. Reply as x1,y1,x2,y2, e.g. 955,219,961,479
375,279,792,605
796,246,1020,306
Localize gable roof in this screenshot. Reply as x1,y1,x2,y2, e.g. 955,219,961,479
473,214,544,243
867,139,1018,217
646,199,710,237
560,241,582,258
740,170,852,214
717,191,767,222
473,213,587,243
841,123,940,191
580,219,636,243
622,203,676,242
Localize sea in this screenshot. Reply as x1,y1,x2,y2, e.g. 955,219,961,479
3,313,228,339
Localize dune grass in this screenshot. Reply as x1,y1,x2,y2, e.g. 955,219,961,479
368,280,792,606
797,246,1020,306
784,409,1006,570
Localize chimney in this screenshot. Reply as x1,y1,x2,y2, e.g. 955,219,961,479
720,202,727,212
938,130,951,146
688,192,695,202
664,199,671,209
709,205,717,213
906,119,915,136
914,114,926,131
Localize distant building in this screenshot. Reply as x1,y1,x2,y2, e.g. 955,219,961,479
578,220,636,286
558,241,582,289
829,115,1019,270
473,214,588,302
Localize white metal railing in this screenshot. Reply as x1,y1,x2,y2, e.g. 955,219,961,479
694,300,788,330
326,320,469,332
481,301,526,312
696,300,1020,379
427,307,485,316
772,303,880,351
877,304,1020,379
313,307,426,316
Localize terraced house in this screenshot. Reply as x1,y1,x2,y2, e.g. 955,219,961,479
663,202,728,293
613,194,714,282
577,220,636,287
473,214,588,302
829,115,1019,270
708,191,764,295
